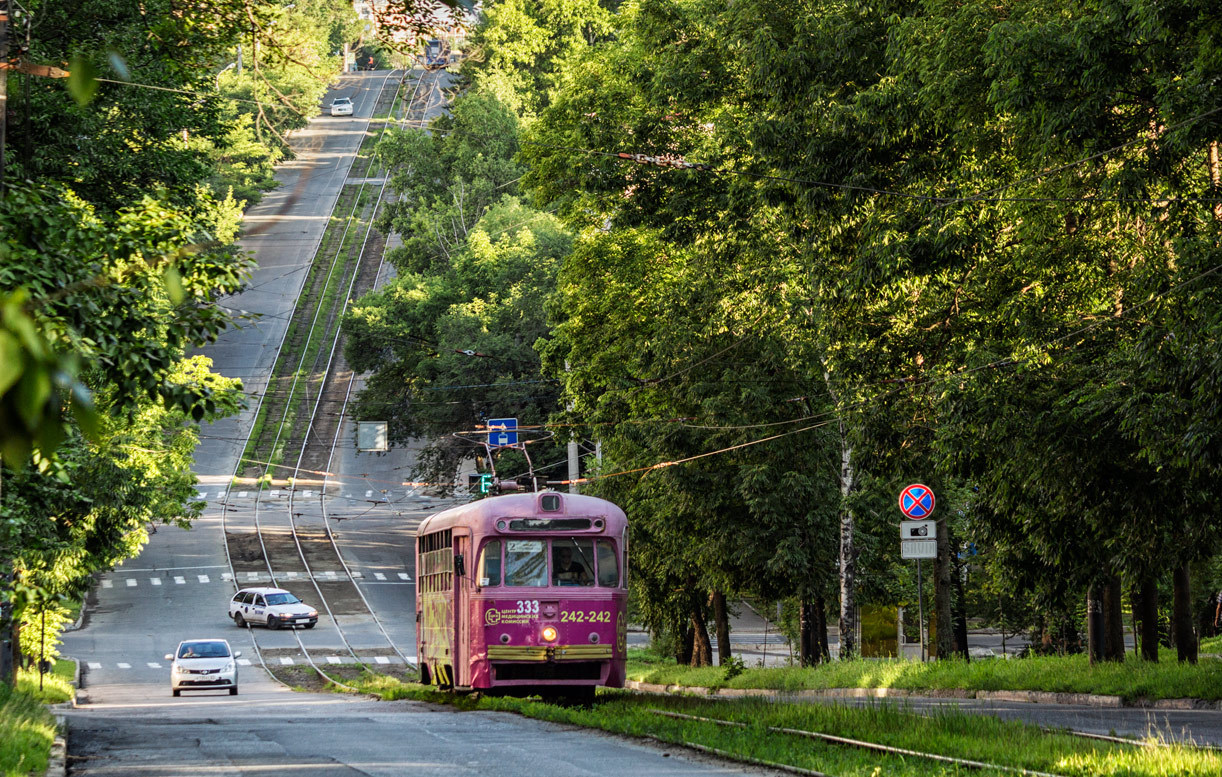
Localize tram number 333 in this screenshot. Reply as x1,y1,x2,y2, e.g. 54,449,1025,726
561,610,612,624
515,600,540,614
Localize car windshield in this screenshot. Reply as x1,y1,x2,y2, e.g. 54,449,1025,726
333,98,351,105
264,593,300,606
178,641,230,659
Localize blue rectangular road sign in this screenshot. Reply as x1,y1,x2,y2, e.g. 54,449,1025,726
487,418,518,447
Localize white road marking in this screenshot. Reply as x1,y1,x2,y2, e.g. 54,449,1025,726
174,576,186,585
150,578,161,586
279,657,294,665
147,662,161,669
196,491,207,500
126,579,137,587
198,574,210,583
102,580,113,589
215,492,225,499
286,571,298,579
117,663,131,669
238,491,249,498
246,572,259,579
365,490,372,497
222,573,233,581
374,573,386,581
351,571,363,578
237,659,252,666
326,656,342,664
304,490,314,498
374,656,390,665
88,662,102,670
398,573,411,581
325,570,337,578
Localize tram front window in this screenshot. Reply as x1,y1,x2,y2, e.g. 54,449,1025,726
596,539,618,587
505,540,548,586
479,539,502,587
553,539,594,586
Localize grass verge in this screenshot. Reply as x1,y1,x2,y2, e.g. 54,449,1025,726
329,671,1221,776
16,661,75,704
626,648,1222,702
0,682,57,777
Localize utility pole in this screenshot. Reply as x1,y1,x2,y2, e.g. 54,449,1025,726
0,0,11,686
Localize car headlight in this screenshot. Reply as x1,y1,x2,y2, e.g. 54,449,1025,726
172,664,185,674
224,662,235,673
307,610,318,618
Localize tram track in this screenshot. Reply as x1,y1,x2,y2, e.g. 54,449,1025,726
221,66,445,690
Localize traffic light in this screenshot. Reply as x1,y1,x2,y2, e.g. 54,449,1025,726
467,473,494,494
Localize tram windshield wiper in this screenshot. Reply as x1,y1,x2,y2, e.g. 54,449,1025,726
570,537,594,581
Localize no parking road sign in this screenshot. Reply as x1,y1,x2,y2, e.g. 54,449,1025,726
899,483,935,519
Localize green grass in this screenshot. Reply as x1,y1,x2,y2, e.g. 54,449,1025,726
15,661,75,705
332,671,1221,776
1201,635,1222,653
625,648,1222,702
0,682,57,777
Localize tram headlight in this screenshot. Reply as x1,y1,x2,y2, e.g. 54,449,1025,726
541,625,558,642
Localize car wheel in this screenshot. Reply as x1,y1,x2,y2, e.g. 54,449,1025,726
229,686,238,696
172,689,181,697
234,612,246,627
267,617,279,630
304,622,315,630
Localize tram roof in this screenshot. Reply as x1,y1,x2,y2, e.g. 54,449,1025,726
417,491,627,536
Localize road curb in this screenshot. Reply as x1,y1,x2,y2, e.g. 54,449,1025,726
624,680,1222,709
45,714,66,777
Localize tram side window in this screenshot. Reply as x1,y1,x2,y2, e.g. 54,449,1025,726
595,539,618,587
553,539,594,587
479,540,502,586
505,540,547,587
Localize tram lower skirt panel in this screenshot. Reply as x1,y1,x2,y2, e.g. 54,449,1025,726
492,661,603,681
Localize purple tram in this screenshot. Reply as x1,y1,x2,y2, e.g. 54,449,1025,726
415,491,628,697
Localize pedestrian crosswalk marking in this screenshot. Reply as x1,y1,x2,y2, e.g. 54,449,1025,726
374,572,386,581
326,656,342,664
398,573,411,581
238,491,249,498
246,571,259,579
374,656,390,665
365,490,372,498
286,571,299,578
174,576,186,584
237,659,252,666
198,574,210,583
222,573,233,581
126,579,137,587
102,580,113,589
88,662,102,669
117,662,131,669
147,662,161,669
150,578,161,586
304,490,314,498
278,657,294,665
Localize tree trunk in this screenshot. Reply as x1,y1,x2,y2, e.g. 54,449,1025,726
1209,141,1222,222
1173,564,1197,664
837,429,858,660
1135,576,1159,662
691,600,713,667
799,599,818,666
711,591,731,666
815,593,831,661
933,518,954,660
949,524,969,660
1103,574,1125,661
1086,585,1105,665
674,623,694,666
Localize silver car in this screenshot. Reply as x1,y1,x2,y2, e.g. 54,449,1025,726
167,639,240,697
329,96,353,116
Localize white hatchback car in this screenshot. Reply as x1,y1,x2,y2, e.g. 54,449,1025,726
229,587,318,630
329,96,353,116
167,639,240,696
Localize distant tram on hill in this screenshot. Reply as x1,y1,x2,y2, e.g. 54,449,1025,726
415,491,628,699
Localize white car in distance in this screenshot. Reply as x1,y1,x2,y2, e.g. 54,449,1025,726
230,587,319,630
329,96,353,116
167,639,240,697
